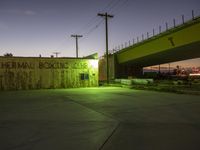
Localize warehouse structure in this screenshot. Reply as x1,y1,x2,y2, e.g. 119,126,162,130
0,55,98,90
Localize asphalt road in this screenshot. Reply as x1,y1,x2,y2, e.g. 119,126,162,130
0,87,200,150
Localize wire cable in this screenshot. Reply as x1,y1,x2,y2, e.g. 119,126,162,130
54,0,129,55
110,0,129,15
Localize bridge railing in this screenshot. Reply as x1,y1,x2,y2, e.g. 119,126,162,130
110,9,200,55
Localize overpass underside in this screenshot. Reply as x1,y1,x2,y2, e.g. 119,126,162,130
115,17,200,78
120,41,200,68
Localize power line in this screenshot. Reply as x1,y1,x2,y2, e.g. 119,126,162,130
54,0,125,57
77,16,101,35
79,1,121,40
74,0,116,35
76,0,118,35
82,19,104,37
110,0,129,15
106,0,122,13
79,0,129,41
74,0,124,36
100,0,119,13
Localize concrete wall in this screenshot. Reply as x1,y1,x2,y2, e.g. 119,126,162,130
99,54,143,80
99,55,115,81
0,57,98,90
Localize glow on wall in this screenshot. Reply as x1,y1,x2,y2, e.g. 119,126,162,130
0,57,99,90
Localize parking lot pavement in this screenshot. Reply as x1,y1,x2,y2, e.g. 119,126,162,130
0,89,118,150
1,87,200,150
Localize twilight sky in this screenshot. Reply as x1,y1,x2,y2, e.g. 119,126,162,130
0,0,200,61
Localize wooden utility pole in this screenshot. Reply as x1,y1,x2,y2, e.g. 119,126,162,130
53,52,60,57
98,12,114,84
71,35,83,58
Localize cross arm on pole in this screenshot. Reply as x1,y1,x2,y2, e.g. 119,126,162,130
97,13,114,18
71,35,83,38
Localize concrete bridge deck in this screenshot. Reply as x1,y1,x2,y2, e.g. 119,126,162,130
116,17,200,67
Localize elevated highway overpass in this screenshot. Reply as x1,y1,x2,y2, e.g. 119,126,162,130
114,17,200,77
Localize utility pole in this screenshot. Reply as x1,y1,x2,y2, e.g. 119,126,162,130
71,34,83,58
98,12,114,84
53,52,60,57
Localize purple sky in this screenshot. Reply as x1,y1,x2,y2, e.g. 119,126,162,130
0,0,200,65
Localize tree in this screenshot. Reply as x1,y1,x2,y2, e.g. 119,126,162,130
4,53,13,57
